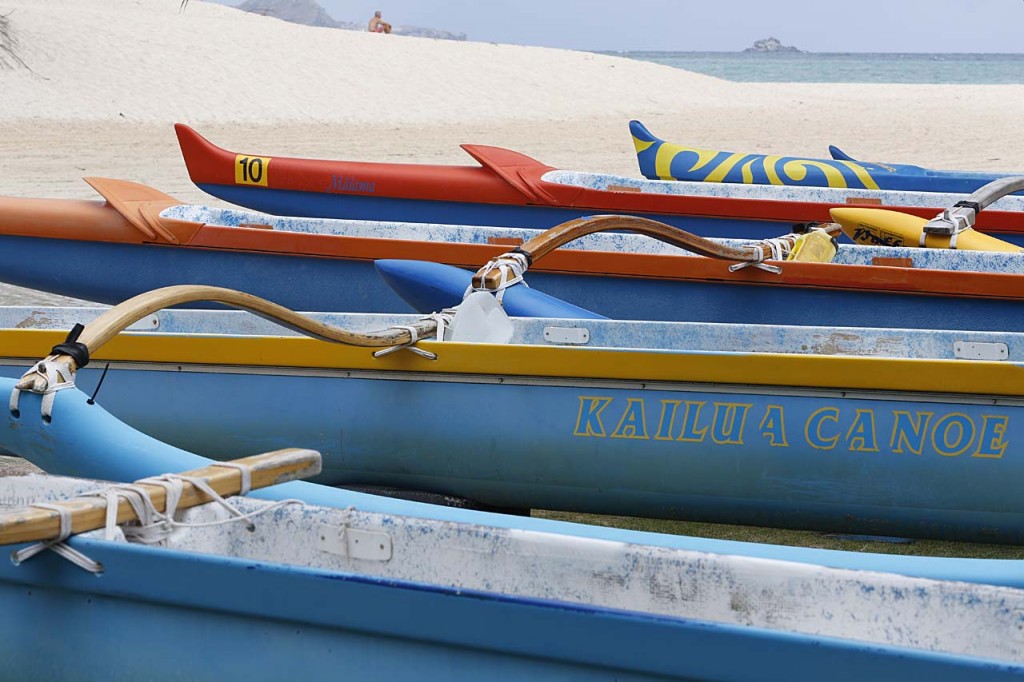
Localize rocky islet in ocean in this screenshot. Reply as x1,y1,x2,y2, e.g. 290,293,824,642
744,37,801,53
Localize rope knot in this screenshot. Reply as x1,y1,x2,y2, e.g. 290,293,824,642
10,357,78,420
11,462,304,574
372,324,438,360
728,235,798,274
467,250,532,304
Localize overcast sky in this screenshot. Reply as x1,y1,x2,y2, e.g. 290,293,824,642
289,0,1024,52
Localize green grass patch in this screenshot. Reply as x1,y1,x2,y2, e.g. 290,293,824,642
533,510,1024,559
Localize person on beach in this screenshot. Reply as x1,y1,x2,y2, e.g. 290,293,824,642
368,11,392,34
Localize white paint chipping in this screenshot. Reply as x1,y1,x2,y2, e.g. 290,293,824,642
2,474,1023,664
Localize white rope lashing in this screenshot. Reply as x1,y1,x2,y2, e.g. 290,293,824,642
466,252,531,304
425,310,454,343
372,324,436,360
11,462,303,574
922,207,974,242
371,309,456,359
11,502,104,573
727,236,794,274
9,358,76,420
207,461,252,496
920,227,960,249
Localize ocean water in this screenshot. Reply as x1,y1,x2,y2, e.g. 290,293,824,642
605,51,1024,84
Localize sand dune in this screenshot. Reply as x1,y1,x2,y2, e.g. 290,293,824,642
1,0,739,124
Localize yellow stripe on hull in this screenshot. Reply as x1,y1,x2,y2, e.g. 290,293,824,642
631,135,655,154
835,160,881,190
1,330,1023,398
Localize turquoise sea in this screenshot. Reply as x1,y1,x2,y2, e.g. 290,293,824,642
604,51,1024,84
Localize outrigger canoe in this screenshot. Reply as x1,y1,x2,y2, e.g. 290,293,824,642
631,119,1021,195
9,180,1024,331
381,179,1024,318
3,460,1023,679
4,283,1024,543
174,123,1024,245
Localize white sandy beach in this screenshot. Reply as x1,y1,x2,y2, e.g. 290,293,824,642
0,0,1023,305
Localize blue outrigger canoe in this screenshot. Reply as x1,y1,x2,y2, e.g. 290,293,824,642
7,183,1024,331
3,290,1024,546
3,452,1024,679
631,120,1021,194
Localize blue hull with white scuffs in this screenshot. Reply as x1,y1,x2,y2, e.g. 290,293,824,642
375,258,1024,331
9,234,1024,331
3,388,1023,680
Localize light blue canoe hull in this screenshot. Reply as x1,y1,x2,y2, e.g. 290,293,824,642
3,533,1020,681
2,376,1024,586
3,350,1024,550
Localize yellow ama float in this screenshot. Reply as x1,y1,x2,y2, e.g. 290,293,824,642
830,176,1024,252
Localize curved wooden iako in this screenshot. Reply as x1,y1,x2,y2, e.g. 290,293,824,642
0,449,321,545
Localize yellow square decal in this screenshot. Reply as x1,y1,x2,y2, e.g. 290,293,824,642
234,155,271,186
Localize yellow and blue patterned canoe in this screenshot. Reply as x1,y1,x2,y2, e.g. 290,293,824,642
631,120,1016,194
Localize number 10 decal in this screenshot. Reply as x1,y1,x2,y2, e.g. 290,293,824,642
234,155,271,186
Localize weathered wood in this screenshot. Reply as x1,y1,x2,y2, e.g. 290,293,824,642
0,448,321,545
77,285,440,352
14,283,441,392
472,215,842,290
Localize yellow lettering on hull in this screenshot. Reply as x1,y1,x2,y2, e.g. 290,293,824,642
571,396,1011,462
